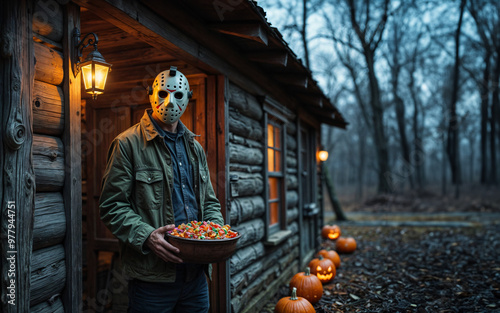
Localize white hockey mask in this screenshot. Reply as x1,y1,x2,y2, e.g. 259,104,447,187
149,66,192,124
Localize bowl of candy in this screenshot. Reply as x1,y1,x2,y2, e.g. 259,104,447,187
166,221,241,264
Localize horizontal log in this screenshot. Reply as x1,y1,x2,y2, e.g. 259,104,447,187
229,196,265,225
287,207,299,224
229,133,263,149
33,134,64,192
30,297,64,313
229,143,263,165
288,222,299,236
232,263,280,313
286,134,297,151
236,261,298,313
229,163,262,174
30,244,66,306
230,261,263,296
286,174,298,189
233,218,265,249
34,42,64,85
230,242,265,275
228,83,263,120
286,190,298,209
229,108,263,141
33,80,64,135
286,155,297,169
33,193,66,251
32,0,63,43
229,172,263,198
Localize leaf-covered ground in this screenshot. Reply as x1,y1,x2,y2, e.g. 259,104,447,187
261,188,500,312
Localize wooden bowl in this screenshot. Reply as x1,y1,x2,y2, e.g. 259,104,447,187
166,233,241,264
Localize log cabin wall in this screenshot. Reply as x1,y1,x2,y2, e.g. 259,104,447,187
30,1,82,312
227,83,301,313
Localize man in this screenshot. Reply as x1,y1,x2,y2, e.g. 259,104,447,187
99,67,224,313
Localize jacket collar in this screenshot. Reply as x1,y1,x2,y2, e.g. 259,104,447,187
140,109,196,142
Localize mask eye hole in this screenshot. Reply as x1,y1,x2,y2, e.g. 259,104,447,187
158,90,168,98
174,91,183,99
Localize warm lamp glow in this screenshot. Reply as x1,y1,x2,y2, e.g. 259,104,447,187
73,28,111,99
79,51,111,99
318,150,329,162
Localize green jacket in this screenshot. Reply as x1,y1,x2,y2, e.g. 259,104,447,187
99,110,224,282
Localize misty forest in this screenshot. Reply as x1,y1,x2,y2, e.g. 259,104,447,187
260,0,499,204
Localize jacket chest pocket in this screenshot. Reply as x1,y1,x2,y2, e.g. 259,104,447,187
135,169,163,210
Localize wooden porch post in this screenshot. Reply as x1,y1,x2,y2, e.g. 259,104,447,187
62,3,83,312
0,0,36,312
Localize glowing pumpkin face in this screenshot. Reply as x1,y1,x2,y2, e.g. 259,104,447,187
321,225,341,240
316,265,333,281
308,256,336,284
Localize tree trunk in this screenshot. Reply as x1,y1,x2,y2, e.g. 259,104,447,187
301,0,310,69
322,163,347,221
366,51,391,193
480,50,491,184
446,0,466,198
490,45,500,185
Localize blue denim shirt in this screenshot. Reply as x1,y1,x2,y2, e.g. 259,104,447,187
149,115,199,225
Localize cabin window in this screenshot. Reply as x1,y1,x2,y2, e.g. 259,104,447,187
266,117,285,236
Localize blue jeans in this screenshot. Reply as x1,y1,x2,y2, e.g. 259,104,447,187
128,266,209,313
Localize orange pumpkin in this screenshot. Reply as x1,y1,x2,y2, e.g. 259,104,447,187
321,224,341,240
275,287,316,313
317,249,341,269
289,267,323,304
308,256,335,283
336,236,357,254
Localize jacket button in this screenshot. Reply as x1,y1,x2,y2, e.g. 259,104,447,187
148,177,151,181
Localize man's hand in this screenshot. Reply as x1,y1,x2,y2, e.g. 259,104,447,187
146,225,183,263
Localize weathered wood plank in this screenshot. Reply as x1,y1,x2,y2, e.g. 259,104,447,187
232,218,265,249
33,193,65,251
229,133,263,149
228,83,263,120
30,297,64,313
286,155,297,169
229,196,265,225
211,22,268,45
62,4,83,312
286,134,297,151
229,108,263,141
33,80,64,135
229,242,265,275
34,41,64,85
33,0,63,43
229,143,263,165
0,1,36,311
229,172,263,198
286,190,299,209
33,134,64,191
286,207,299,224
229,163,262,174
287,174,298,189
30,244,66,306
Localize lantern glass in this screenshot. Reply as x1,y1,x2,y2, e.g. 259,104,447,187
80,59,111,97
81,62,93,92
318,150,329,162
94,62,110,91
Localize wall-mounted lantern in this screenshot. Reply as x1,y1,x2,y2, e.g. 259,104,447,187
317,148,329,162
73,28,112,99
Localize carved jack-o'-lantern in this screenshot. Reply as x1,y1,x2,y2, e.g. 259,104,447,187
308,256,336,284
321,224,341,240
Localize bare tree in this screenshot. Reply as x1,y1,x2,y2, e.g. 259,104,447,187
446,0,466,198
468,0,500,185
